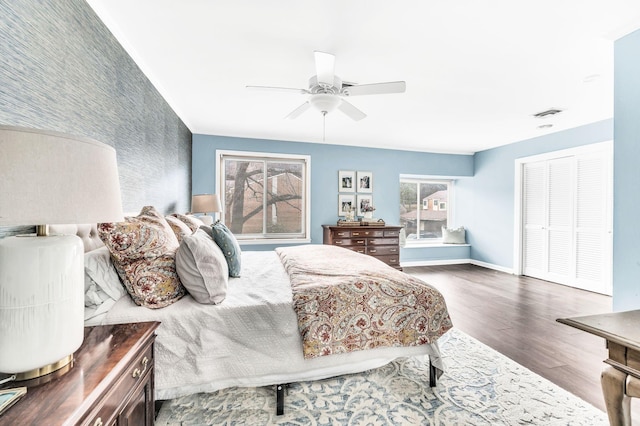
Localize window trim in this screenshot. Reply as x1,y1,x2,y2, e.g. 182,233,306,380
216,149,311,245
400,177,455,246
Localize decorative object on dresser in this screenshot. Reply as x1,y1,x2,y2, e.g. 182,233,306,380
0,126,124,381
0,322,159,426
323,224,402,270
191,193,222,225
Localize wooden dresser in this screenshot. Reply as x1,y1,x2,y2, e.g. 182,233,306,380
0,321,159,426
322,224,403,270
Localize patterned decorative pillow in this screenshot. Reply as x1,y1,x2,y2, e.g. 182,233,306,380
201,222,242,277
98,206,185,309
165,215,194,242
175,228,228,304
171,213,205,233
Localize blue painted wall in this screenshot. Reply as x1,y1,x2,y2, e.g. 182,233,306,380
457,119,613,270
192,134,473,259
613,29,640,311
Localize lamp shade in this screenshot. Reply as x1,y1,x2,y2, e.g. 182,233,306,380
191,194,221,214
0,126,124,379
0,126,124,225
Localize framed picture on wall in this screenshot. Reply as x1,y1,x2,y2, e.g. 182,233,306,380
357,171,373,193
338,170,355,192
338,194,356,216
357,194,374,216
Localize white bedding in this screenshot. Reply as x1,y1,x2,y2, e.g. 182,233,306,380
100,250,443,400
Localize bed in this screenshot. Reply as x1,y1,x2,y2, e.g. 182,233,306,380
50,213,453,414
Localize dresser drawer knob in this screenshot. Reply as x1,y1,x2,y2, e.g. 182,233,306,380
390,248,397,253
352,232,360,236
93,418,103,426
132,368,141,379
369,249,377,253
335,241,343,245
356,240,365,244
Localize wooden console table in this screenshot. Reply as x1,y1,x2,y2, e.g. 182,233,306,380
558,310,640,426
0,321,159,425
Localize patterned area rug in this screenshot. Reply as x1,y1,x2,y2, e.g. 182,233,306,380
155,328,607,425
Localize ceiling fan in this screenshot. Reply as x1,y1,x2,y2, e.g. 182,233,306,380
246,51,406,121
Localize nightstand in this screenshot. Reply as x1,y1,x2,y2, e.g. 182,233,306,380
0,321,159,426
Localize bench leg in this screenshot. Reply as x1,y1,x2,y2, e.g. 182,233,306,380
429,356,437,388
276,384,286,415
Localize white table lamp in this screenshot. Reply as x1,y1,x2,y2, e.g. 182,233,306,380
0,126,124,380
191,194,221,226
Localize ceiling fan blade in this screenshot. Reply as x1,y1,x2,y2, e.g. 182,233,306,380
246,85,309,94
314,51,335,86
338,99,367,121
343,81,406,96
285,102,310,119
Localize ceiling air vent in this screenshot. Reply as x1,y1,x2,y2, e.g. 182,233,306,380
533,108,563,118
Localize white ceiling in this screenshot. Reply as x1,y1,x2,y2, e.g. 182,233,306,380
87,0,640,154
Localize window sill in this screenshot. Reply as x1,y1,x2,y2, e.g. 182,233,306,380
238,238,311,246
402,243,470,249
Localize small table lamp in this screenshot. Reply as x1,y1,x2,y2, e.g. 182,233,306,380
191,194,221,226
0,126,124,380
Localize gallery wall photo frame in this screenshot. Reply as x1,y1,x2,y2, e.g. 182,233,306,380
357,171,373,193
357,194,374,216
338,170,356,192
338,194,356,216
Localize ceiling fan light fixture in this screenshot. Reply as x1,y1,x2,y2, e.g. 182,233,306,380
309,93,341,114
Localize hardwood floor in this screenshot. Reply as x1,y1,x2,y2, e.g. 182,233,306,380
405,263,640,422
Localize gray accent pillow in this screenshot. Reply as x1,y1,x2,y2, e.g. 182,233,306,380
442,226,466,244
201,222,242,277
175,228,229,304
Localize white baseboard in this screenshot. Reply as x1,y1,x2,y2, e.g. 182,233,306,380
401,259,471,268
469,259,514,275
401,258,514,275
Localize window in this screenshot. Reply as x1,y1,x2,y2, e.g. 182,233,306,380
400,178,453,243
217,150,310,244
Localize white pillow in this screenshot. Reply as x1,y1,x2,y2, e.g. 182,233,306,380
442,226,466,244
175,228,229,304
84,246,126,302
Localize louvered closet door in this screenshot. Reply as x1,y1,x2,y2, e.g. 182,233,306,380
520,144,612,295
574,151,612,294
523,161,547,279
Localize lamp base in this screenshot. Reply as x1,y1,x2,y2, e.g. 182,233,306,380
0,234,84,376
199,214,214,226
12,354,74,381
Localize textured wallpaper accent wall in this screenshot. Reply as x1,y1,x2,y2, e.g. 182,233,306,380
0,0,191,237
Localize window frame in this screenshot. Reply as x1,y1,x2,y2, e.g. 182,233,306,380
400,177,454,246
216,150,311,245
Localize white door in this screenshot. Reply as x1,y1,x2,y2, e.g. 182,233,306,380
518,142,612,295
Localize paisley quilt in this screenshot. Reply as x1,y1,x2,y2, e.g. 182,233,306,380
276,245,453,359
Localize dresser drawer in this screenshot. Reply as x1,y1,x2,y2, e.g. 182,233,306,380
332,238,366,246
82,343,154,426
351,229,384,238
366,246,399,256
367,238,399,246
349,246,367,254
332,230,351,238
375,254,401,267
